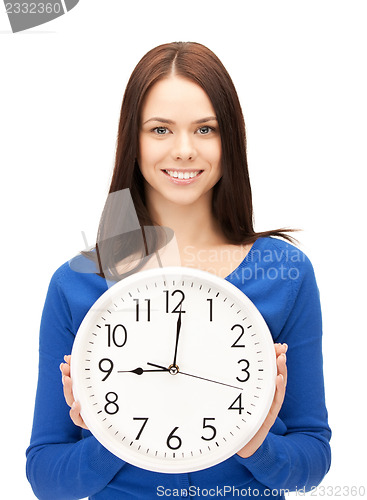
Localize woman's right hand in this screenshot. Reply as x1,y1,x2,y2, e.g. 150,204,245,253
60,355,89,430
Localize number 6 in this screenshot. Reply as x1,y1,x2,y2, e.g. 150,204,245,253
166,427,182,450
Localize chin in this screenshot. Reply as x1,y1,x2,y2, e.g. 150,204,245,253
166,195,202,207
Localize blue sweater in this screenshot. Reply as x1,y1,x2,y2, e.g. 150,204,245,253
26,237,331,499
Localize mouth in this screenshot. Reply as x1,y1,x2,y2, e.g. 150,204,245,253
161,169,204,183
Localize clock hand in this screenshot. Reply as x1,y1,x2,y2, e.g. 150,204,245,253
148,362,243,389
172,306,183,368
178,371,243,390
117,366,169,375
147,362,169,371
147,361,180,375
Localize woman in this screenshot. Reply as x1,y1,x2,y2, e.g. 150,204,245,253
26,42,331,499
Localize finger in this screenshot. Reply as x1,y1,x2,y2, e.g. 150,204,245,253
275,372,286,406
64,354,72,366
247,351,288,444
70,401,89,430
273,372,287,414
263,373,286,430
63,375,75,408
274,343,288,357
277,352,288,387
60,362,70,378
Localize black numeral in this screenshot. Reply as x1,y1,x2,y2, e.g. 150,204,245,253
201,418,216,441
207,298,213,322
166,426,182,449
106,324,127,347
99,358,113,381
231,324,245,348
164,290,186,313
133,298,151,321
228,393,244,414
237,359,250,382
133,417,149,440
104,392,119,414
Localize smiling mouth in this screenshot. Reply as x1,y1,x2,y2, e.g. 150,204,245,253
162,169,203,180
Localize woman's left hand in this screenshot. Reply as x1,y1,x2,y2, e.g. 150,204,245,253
236,343,288,458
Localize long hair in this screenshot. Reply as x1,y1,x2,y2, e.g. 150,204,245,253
85,42,296,280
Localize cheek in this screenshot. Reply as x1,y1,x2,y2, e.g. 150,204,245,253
137,136,148,166
202,140,222,168
139,138,166,170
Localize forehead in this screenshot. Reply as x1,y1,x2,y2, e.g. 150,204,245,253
140,76,216,119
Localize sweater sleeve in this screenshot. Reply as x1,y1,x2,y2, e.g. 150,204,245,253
234,253,331,491
26,268,126,500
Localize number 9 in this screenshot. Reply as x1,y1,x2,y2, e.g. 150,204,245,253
99,358,114,381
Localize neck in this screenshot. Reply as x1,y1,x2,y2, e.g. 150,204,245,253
146,191,226,249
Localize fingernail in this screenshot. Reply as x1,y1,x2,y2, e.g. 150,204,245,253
71,402,76,411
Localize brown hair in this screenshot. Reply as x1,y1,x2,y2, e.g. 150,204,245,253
87,41,297,280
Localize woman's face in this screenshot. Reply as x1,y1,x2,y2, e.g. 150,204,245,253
138,75,222,208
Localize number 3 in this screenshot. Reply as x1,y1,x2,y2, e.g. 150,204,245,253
236,359,250,382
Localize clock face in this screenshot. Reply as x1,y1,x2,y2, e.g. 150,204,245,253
71,266,276,473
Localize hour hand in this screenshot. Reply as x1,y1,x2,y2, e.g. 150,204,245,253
146,362,169,371
117,365,169,375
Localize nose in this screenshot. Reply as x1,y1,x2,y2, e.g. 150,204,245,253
171,132,197,161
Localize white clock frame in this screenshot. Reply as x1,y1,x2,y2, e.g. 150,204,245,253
71,266,276,473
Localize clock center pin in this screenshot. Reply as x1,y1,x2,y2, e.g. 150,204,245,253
168,364,179,375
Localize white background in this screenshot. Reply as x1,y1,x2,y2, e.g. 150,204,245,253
1,1,366,498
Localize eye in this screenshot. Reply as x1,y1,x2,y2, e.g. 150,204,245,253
152,127,170,135
197,126,215,135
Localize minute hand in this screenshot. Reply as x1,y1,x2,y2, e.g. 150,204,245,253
172,307,182,367
178,371,243,390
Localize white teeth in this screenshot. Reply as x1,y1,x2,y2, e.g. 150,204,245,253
165,170,201,179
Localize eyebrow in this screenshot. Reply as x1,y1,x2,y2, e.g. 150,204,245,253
143,116,217,125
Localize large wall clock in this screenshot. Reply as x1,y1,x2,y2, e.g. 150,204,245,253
71,266,276,473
